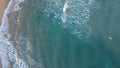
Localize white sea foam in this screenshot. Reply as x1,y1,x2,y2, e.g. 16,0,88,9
0,0,37,68
44,0,101,39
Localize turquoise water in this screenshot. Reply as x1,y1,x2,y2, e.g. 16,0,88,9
19,0,120,68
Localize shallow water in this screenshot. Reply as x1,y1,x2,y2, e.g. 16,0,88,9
1,0,120,68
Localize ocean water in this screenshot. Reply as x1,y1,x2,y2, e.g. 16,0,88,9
0,0,120,68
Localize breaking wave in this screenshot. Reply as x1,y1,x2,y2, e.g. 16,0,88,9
43,0,102,39
0,0,41,68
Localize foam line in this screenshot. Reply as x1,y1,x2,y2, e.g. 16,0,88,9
0,0,30,68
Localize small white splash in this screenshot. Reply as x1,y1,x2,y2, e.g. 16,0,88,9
108,36,112,40
63,1,69,12
62,0,69,23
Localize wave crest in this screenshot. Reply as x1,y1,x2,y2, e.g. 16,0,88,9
43,0,102,39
